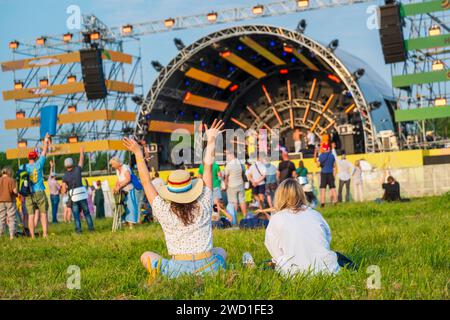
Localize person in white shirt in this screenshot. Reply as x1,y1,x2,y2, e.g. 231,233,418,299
123,119,227,280
332,148,354,203
151,172,165,190
352,160,363,202
247,155,267,210
264,178,354,276
223,150,248,218
306,130,316,150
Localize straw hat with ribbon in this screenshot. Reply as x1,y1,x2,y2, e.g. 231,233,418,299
158,170,204,204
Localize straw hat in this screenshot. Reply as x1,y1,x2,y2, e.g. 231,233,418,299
158,170,204,204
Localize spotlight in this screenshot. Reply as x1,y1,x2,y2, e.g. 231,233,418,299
435,97,447,106
132,95,144,105
68,136,78,144
296,19,307,33
151,60,164,72
9,40,19,50
16,110,26,119
283,45,294,53
90,31,101,41
432,60,444,71
328,39,339,51
297,0,309,7
174,38,185,50
36,37,46,46
207,12,218,22
14,81,24,90
279,69,289,75
67,75,76,83
121,24,133,34
428,25,441,36
18,140,27,148
229,84,239,92
369,101,382,110
63,33,73,42
353,68,365,80
164,18,175,28
328,74,341,83
220,50,231,58
252,5,264,15
39,78,49,87
68,105,77,113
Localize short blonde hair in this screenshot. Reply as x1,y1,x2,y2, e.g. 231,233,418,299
109,156,122,165
273,178,307,212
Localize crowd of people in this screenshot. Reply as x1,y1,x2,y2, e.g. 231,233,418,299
0,126,404,280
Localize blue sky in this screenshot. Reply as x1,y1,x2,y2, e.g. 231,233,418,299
0,0,389,151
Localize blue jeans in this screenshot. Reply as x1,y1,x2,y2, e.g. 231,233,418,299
71,199,94,233
50,194,60,223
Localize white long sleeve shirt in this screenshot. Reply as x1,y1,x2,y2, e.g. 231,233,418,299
265,207,340,276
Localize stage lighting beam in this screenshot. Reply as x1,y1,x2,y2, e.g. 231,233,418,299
220,51,266,79
230,117,248,129
303,78,317,123
239,36,285,66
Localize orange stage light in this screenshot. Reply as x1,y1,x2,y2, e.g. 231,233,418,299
68,105,77,113
39,78,49,87
207,12,218,22
36,37,46,46
90,31,101,41
229,84,239,92
16,111,25,119
14,81,24,90
252,5,264,15
67,75,76,83
68,136,78,144
122,25,133,34
63,33,73,42
18,140,27,148
9,41,19,50
164,18,175,28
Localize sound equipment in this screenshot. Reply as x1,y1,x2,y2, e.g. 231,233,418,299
379,3,407,64
147,143,159,171
79,48,107,100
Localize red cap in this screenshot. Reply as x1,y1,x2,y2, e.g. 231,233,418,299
28,151,38,160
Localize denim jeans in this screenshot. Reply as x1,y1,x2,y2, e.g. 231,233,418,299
71,199,94,233
50,194,60,223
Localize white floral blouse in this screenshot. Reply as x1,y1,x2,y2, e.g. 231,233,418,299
152,187,214,255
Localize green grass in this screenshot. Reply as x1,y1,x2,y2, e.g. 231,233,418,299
1,194,449,300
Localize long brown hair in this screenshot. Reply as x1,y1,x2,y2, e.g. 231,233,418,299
170,201,199,226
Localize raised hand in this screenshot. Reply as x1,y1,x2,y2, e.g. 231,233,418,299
123,137,142,156
204,119,225,142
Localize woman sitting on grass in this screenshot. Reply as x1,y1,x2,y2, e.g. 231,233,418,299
123,119,227,279
265,178,354,276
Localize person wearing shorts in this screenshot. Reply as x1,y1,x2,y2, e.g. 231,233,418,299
247,156,267,210
24,134,50,239
224,151,248,218
316,145,337,207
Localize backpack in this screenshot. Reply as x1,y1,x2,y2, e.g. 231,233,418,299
16,165,32,197
130,170,143,191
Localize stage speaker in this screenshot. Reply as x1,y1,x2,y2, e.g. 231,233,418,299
79,48,107,100
147,143,159,171
379,3,407,64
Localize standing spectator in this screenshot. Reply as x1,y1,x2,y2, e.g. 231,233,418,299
264,157,277,209
24,133,50,239
151,172,165,190
332,149,353,203
315,145,337,207
247,155,267,210
85,179,95,217
0,168,17,240
223,150,248,218
352,160,364,202
381,170,401,202
296,160,308,185
110,156,139,228
306,130,316,150
198,161,223,214
61,148,94,233
62,189,72,223
277,149,296,183
47,160,61,224
93,180,105,219
292,128,303,153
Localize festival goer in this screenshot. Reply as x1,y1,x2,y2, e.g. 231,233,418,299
110,156,139,228
264,157,277,209
0,168,17,240
198,161,222,214
151,172,165,190
223,150,247,218
296,160,308,185
277,149,296,183
264,179,351,276
352,160,364,202
24,133,50,239
124,119,227,279
316,144,337,207
332,148,353,203
62,189,72,223
48,160,61,224
247,155,267,210
93,180,105,219
306,130,316,150
85,179,95,217
381,170,401,202
293,128,303,153
61,148,94,234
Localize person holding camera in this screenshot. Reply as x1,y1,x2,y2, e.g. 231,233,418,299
61,148,94,234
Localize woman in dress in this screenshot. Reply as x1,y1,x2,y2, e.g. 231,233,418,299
123,119,227,279
352,160,363,202
110,157,139,228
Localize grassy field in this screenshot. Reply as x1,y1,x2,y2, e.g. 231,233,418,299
1,194,449,300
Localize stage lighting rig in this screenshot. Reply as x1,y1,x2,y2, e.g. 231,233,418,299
151,60,164,72
328,39,339,51
174,38,185,50
353,68,365,80
296,19,307,33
